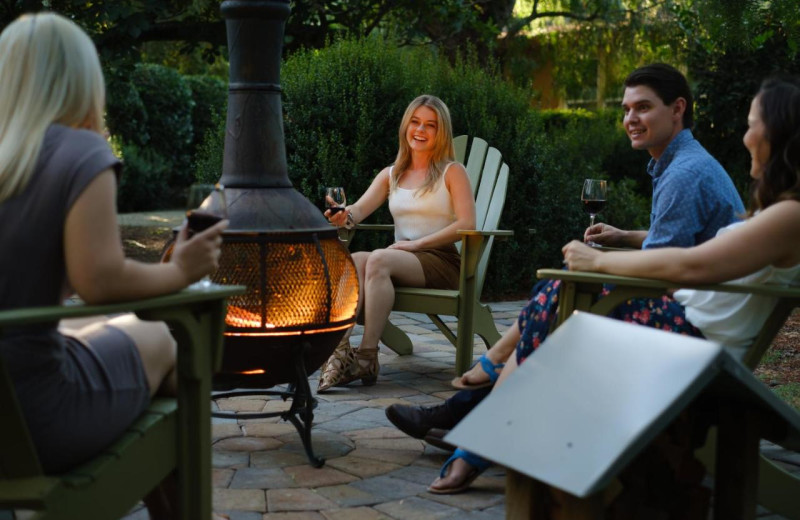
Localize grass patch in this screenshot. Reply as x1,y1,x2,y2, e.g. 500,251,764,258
773,383,800,410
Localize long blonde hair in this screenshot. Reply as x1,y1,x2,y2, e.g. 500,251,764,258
0,13,106,203
391,94,456,195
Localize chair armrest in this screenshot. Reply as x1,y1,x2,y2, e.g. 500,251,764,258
0,285,246,327
457,229,514,239
354,223,394,232
536,269,800,298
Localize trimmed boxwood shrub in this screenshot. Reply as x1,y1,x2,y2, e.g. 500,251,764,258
107,63,196,211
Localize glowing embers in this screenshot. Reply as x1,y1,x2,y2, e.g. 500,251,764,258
213,233,359,334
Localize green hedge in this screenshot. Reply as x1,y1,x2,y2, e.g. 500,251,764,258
106,64,227,212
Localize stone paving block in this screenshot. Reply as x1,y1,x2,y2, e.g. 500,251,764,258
320,506,393,520
251,450,310,469
214,467,236,488
324,455,403,479
355,437,425,452
262,512,326,520
318,408,393,433
409,381,455,394
276,430,353,459
213,488,266,512
424,485,505,511
384,464,439,486
213,422,244,440
347,447,424,466
349,475,429,500
216,397,268,412
243,421,298,438
216,436,283,452
440,507,504,519
219,511,263,520
267,489,338,512
373,495,463,519
400,324,439,335
314,484,383,507
312,389,374,402
355,383,421,399
415,350,456,359
214,450,250,468
230,467,296,489
345,426,410,440
285,464,359,487
380,370,427,381
263,400,293,414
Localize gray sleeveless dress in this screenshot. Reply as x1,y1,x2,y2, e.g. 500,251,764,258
0,124,150,473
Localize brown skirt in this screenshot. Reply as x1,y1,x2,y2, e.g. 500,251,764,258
412,244,460,290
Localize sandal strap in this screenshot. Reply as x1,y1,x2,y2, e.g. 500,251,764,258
479,354,505,384
355,348,378,360
439,448,490,477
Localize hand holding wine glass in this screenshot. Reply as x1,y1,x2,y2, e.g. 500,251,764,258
581,179,607,247
186,183,227,287
324,187,347,223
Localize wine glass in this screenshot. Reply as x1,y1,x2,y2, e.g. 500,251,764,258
581,179,607,247
186,183,227,287
324,187,346,218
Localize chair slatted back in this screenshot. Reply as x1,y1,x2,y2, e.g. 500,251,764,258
452,136,509,299
476,164,510,298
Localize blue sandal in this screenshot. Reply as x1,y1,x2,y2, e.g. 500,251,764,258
451,353,505,390
428,448,491,494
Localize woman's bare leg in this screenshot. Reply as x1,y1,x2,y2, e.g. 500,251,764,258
358,248,426,351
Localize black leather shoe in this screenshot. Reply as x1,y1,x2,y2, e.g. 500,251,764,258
385,403,457,439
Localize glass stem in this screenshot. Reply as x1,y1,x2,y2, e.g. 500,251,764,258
589,215,596,227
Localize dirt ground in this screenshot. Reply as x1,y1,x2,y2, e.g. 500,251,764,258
120,225,800,398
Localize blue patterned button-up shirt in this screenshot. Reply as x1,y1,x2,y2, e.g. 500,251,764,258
642,129,744,249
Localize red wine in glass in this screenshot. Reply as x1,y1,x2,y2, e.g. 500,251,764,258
581,179,607,247
186,210,223,235
324,187,346,219
581,199,606,216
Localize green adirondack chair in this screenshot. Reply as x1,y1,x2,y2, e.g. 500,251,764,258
0,284,245,520
536,268,800,519
343,135,512,375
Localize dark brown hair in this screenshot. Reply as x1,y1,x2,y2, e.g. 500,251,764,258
748,76,800,215
624,63,693,129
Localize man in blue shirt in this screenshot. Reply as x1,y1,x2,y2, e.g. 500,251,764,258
585,63,744,248
386,63,745,447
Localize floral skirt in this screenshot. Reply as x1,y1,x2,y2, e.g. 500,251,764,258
515,280,704,365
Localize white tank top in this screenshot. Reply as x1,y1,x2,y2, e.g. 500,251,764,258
388,164,456,242
674,221,800,355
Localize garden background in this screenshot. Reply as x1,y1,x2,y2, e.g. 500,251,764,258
1,0,797,399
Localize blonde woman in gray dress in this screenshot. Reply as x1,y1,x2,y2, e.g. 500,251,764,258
0,13,227,519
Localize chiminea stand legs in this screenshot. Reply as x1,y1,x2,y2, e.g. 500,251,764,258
211,341,325,468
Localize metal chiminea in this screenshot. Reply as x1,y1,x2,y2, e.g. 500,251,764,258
207,0,359,466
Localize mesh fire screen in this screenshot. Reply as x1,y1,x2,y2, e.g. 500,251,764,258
216,233,359,334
